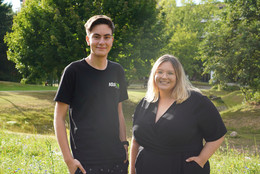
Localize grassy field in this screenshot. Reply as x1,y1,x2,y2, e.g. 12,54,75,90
0,81,58,91
0,81,259,173
1,131,259,174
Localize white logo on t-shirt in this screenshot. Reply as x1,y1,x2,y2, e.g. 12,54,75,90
108,82,119,89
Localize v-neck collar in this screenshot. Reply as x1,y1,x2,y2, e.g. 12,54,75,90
153,100,176,124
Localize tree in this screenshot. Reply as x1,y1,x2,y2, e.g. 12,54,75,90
5,0,87,84
0,0,20,81
5,0,163,84
159,0,221,81
199,0,260,101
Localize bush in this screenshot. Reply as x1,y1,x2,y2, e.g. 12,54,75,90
248,91,260,105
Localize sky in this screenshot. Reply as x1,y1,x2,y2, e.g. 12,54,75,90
3,0,210,12
3,0,21,11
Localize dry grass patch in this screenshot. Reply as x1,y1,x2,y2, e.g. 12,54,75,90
0,91,56,134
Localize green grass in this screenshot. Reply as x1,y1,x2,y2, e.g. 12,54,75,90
0,91,56,134
201,88,260,150
191,81,212,87
0,81,58,91
210,140,259,173
0,81,259,173
0,131,67,174
0,131,259,174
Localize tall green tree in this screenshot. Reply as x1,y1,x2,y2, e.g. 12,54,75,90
199,0,260,100
5,0,163,84
5,0,87,84
159,0,220,80
0,0,20,81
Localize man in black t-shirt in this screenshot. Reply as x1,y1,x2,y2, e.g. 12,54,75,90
54,15,129,174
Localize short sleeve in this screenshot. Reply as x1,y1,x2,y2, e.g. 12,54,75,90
117,65,128,102
132,98,145,125
197,96,227,142
54,64,76,105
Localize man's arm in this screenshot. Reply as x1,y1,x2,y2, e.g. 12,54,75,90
54,102,86,174
118,102,128,162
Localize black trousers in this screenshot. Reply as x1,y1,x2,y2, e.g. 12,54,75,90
75,161,129,174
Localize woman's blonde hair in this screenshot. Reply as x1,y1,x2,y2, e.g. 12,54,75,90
145,54,201,104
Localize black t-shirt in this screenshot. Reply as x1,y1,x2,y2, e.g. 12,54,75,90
54,58,128,164
133,91,227,153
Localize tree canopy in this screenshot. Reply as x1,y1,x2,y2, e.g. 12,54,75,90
0,0,20,81
159,0,221,80
199,0,260,99
3,0,259,103
5,0,163,84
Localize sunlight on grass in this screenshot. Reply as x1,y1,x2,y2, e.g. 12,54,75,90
0,81,57,91
210,140,260,173
0,131,259,174
0,91,56,134
0,82,259,173
0,131,67,174
128,89,146,103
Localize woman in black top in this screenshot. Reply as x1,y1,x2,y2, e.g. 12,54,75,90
130,54,227,174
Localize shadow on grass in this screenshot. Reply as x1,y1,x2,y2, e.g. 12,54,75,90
17,91,57,101
0,96,26,115
0,91,56,134
0,91,140,137
222,105,260,153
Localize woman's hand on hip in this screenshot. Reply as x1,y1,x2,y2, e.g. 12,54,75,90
186,156,206,168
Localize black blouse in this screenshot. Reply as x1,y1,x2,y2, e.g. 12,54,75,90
133,91,227,154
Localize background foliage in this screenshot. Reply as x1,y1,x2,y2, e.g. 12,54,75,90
159,0,221,80
1,0,259,101
4,0,163,84
198,0,260,100
0,0,20,81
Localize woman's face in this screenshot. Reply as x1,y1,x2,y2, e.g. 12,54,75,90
154,61,177,93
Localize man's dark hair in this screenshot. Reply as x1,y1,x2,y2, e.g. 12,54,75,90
84,15,115,35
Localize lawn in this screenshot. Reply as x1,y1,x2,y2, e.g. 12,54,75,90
0,81,58,91
0,81,259,173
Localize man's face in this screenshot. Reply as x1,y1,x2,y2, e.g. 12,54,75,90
86,24,114,58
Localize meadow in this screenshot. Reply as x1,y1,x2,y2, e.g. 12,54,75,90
0,81,259,173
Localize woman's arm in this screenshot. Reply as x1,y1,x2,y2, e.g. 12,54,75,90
130,138,140,174
186,135,225,168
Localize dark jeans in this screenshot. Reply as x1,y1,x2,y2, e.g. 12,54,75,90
75,161,129,174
